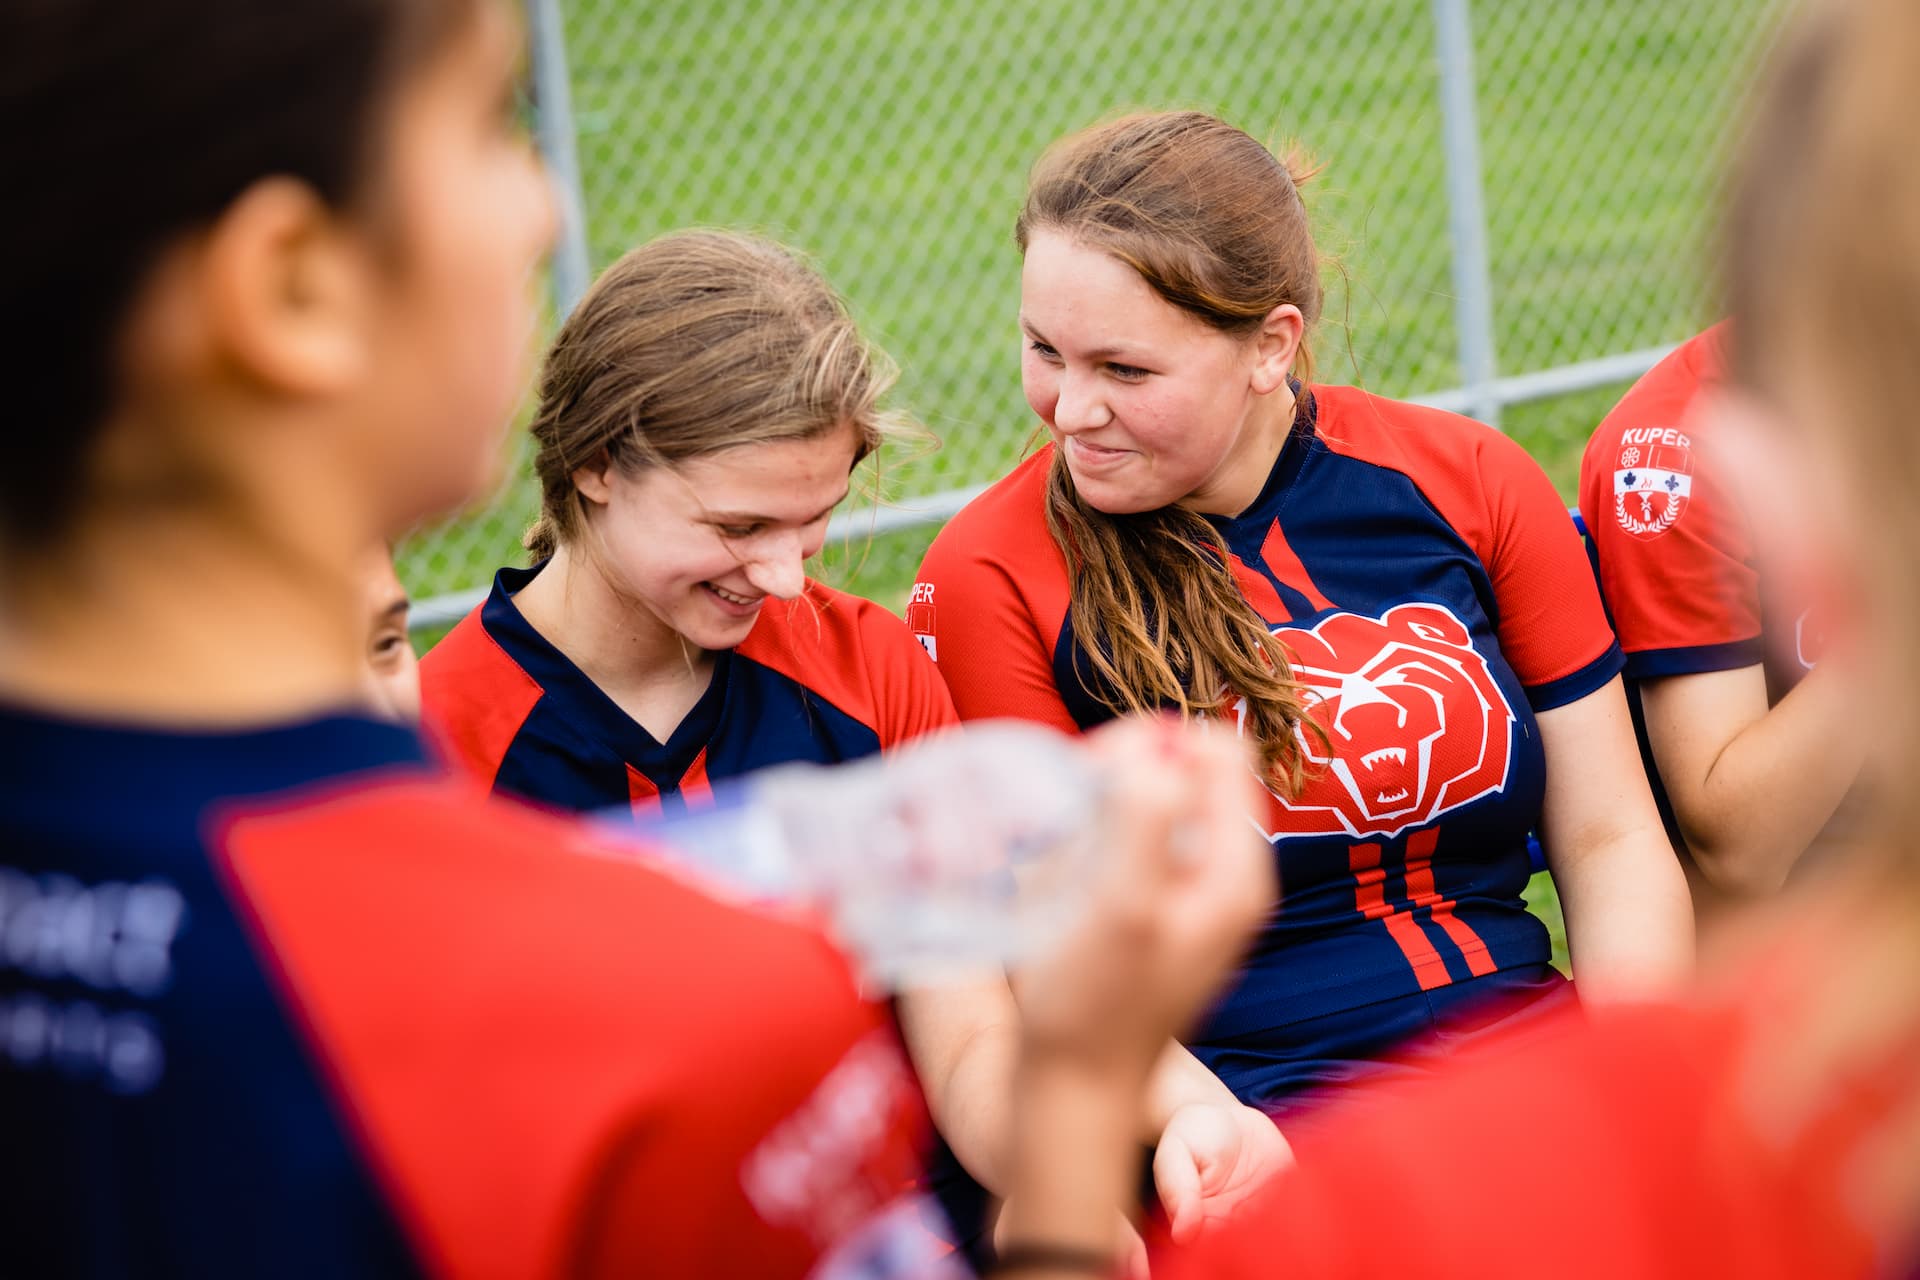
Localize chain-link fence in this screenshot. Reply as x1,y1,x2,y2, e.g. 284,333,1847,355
403,0,1785,632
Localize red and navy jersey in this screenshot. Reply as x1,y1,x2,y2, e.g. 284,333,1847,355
0,704,946,1278
1579,324,1817,695
914,387,1622,1052
420,565,957,815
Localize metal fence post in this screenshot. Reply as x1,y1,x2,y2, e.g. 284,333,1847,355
528,0,592,319
1432,0,1502,429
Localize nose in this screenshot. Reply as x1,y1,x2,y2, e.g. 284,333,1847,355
1053,369,1111,435
742,533,807,601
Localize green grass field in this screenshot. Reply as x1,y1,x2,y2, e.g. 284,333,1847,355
398,0,1783,620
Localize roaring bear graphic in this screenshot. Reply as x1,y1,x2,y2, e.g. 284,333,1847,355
1244,603,1516,841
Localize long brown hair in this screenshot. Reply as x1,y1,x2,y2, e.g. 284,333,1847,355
1016,111,1325,793
525,229,907,560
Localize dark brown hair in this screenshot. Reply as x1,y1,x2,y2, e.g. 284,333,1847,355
1,0,475,553
1016,111,1324,792
524,229,906,560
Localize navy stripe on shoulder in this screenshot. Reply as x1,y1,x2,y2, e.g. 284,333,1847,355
1523,641,1625,712
1622,638,1766,680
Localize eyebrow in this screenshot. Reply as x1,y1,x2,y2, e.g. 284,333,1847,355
1019,317,1144,364
378,597,410,622
704,487,853,527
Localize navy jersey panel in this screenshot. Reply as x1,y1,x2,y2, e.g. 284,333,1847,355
441,565,884,814
0,706,427,1278
1235,440,1548,1034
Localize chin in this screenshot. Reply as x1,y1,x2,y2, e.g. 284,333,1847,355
682,611,761,654
1069,473,1168,516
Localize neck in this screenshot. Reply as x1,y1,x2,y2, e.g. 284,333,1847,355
1180,380,1299,519
513,543,712,696
0,500,370,728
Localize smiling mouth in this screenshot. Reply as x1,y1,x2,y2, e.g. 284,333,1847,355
705,583,763,608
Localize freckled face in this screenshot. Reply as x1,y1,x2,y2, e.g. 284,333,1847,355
1019,230,1273,516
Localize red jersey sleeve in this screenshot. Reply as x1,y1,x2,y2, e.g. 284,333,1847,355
1474,421,1624,708
741,583,960,751
417,605,542,788
1317,388,1622,710
214,780,947,1279
847,589,962,750
909,451,1082,734
1577,325,1763,678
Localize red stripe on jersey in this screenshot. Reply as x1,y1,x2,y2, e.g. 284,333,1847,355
1258,518,1336,614
627,765,662,817
678,747,712,807
1402,828,1498,978
1225,551,1291,625
1349,842,1452,991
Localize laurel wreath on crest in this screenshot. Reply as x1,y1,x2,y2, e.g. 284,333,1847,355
1615,488,1681,536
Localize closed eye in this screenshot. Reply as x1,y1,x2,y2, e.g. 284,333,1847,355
717,523,766,539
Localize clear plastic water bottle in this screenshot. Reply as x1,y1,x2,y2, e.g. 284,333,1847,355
596,722,1104,988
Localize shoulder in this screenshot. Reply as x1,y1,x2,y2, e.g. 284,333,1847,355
739,580,927,672
219,773,869,1021
1311,385,1552,516
919,447,1067,615
1315,385,1534,475
417,602,542,785
924,447,1057,566
214,773,905,1276
737,580,954,741
1582,325,1726,472
418,600,528,700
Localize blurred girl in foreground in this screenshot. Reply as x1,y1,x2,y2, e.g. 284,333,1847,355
0,0,1271,1274
995,0,1920,1272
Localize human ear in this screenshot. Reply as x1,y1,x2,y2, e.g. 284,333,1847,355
571,451,616,507
1248,304,1306,395
201,176,375,397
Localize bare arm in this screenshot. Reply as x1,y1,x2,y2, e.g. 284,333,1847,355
1536,676,1694,1004
1639,661,1860,896
898,982,1253,1193
895,979,1022,1189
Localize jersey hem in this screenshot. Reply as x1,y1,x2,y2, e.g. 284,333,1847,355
1198,936,1554,1039
1621,637,1766,680
1522,642,1625,712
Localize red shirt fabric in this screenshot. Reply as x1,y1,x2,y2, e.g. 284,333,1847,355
1158,943,1914,1280
1578,323,1817,686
